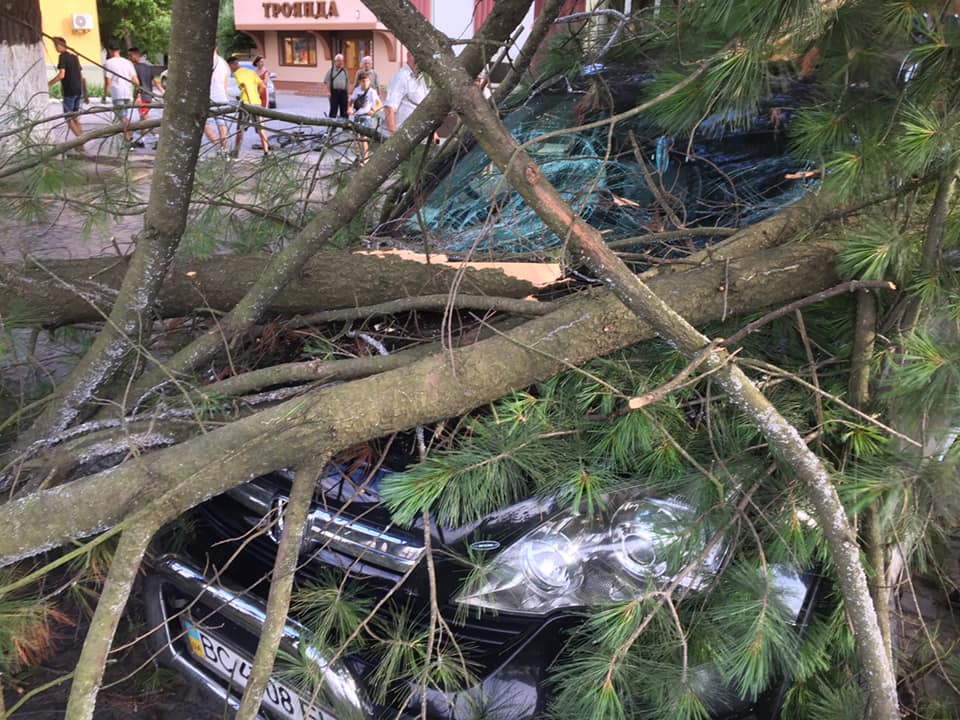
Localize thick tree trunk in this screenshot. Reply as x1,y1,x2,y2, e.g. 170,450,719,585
0,0,46,120
0,241,838,566
128,0,539,401
13,0,220,450
0,253,549,327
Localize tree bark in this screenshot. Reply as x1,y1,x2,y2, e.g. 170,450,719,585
0,253,548,327
63,521,154,720
127,0,539,401
12,0,219,451
235,460,327,720
0,241,838,567
0,0,46,119
362,2,899,716
902,155,960,330
849,290,892,661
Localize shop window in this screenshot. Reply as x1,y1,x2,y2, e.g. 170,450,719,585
279,33,317,66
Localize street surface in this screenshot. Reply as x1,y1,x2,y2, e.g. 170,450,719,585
50,90,334,157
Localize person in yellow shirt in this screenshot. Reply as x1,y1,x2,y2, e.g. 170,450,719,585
227,56,270,157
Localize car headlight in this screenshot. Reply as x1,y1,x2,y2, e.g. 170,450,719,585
455,495,725,615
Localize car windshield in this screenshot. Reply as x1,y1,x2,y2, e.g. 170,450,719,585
403,85,810,256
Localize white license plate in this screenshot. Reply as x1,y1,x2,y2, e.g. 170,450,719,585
183,621,335,720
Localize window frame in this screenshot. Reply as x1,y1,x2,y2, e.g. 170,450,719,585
278,32,317,67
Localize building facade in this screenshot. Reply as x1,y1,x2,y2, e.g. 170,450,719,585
232,0,585,94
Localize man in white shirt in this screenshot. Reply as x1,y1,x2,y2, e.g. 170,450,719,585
103,43,138,143
204,46,231,153
385,53,429,134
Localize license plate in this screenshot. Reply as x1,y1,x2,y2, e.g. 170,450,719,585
183,621,335,720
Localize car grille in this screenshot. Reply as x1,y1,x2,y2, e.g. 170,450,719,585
196,488,539,671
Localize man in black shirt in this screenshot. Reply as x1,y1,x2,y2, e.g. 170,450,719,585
128,47,163,145
48,37,85,144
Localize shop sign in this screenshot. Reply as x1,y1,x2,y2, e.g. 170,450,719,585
261,1,340,19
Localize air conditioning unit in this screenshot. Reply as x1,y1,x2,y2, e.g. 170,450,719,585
72,14,93,32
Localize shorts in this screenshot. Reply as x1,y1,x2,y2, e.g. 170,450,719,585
135,96,150,120
237,106,263,133
206,115,229,129
112,98,134,123
354,114,375,129
62,95,82,114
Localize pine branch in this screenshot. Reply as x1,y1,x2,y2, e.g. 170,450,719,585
293,294,558,325
585,340,725,420
720,281,897,348
742,357,922,450
236,458,328,720
0,119,162,180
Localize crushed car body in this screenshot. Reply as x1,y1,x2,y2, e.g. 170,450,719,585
144,463,823,720
143,70,824,720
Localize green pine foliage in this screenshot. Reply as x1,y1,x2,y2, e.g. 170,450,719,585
789,680,866,720
380,408,568,526
896,30,960,104
688,0,824,44
373,318,855,716
884,330,960,414
178,204,224,259
836,217,921,284
638,72,711,135
788,108,857,163
290,578,373,651
701,45,770,129
707,564,800,699
545,563,811,720
897,104,960,177
0,594,60,673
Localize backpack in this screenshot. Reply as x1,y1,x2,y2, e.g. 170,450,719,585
353,90,368,112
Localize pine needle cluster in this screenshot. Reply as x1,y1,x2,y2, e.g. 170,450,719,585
370,326,864,716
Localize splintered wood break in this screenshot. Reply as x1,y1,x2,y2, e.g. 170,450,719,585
357,249,564,288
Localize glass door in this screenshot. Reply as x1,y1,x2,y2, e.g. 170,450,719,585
340,35,372,87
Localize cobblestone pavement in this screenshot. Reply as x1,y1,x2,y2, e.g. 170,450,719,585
2,91,339,263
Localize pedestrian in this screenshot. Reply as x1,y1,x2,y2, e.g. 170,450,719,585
348,70,382,164
353,55,378,92
204,46,231,154
128,47,163,144
384,52,429,134
103,43,138,143
323,53,349,119
253,55,270,108
227,56,270,157
48,36,85,149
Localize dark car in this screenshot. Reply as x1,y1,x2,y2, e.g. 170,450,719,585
143,460,823,720
142,69,821,719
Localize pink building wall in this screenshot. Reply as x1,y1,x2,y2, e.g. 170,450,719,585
230,0,564,95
